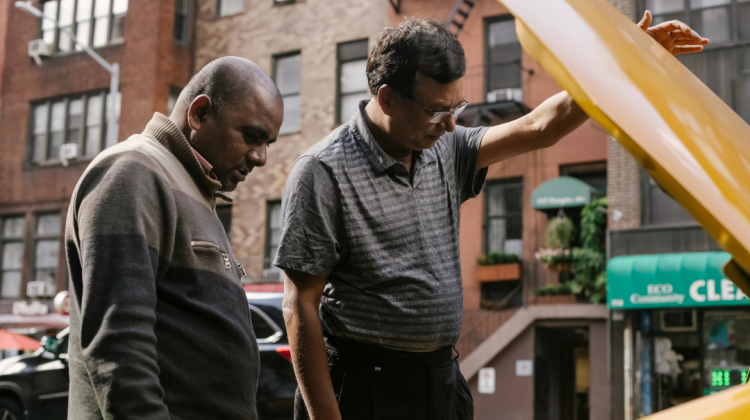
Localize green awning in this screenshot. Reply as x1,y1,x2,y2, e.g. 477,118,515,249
607,253,750,309
531,176,602,210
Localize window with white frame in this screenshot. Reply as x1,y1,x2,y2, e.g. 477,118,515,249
174,0,190,43
1,216,26,299
484,179,523,257
337,39,370,124
274,53,301,134
41,0,128,53
30,90,120,164
485,16,523,103
216,0,243,16
642,0,750,122
33,213,61,293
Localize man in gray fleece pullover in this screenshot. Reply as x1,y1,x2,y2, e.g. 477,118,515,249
65,57,283,419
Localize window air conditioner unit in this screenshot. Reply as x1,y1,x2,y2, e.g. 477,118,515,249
660,309,697,332
44,282,58,297
27,281,46,298
28,39,53,66
60,143,78,167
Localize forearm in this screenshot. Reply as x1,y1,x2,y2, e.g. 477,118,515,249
283,273,341,420
476,91,588,168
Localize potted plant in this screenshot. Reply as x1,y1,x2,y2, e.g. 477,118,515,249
476,252,521,282
535,248,574,272
534,283,577,305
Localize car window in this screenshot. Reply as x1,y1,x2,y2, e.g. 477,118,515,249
249,305,279,340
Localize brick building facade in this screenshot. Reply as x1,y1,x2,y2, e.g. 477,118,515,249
194,0,389,283
0,0,194,316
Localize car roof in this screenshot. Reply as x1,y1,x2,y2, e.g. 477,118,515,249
499,0,750,293
246,292,283,310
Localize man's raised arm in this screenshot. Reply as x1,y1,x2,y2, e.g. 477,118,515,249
475,11,709,170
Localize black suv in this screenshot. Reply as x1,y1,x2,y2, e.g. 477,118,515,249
0,292,296,420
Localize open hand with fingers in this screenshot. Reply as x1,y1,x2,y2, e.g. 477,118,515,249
638,10,710,55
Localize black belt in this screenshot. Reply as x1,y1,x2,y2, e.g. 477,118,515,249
324,335,455,371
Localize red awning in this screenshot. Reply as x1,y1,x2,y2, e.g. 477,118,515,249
0,329,41,351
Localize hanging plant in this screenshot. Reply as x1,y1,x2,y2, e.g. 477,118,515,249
545,216,577,249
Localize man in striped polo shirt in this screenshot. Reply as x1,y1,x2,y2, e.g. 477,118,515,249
276,15,707,420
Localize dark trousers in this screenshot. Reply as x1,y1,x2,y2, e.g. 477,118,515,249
294,336,473,420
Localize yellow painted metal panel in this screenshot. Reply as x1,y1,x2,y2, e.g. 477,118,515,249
495,0,750,417
495,0,750,297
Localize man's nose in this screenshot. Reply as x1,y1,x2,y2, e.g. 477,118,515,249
248,146,267,167
441,116,457,133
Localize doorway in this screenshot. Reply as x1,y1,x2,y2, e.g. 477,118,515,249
535,327,590,420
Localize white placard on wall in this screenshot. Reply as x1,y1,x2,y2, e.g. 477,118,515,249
478,367,496,394
516,360,533,377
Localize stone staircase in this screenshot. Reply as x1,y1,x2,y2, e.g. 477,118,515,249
456,308,519,361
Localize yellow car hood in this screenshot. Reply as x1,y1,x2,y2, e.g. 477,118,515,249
496,0,750,417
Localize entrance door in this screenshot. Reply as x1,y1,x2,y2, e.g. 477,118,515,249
534,327,590,420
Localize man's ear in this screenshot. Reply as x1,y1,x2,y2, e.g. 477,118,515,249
377,85,397,117
187,94,213,132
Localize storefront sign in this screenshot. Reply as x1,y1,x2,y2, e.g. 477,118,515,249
12,300,49,316
607,253,750,309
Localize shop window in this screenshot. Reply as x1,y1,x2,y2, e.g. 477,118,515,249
274,52,301,134
33,213,61,293
703,311,750,391
484,178,523,257
264,201,281,269
0,216,26,299
640,169,694,225
641,1,750,123
485,16,522,103
216,204,232,240
216,0,243,16
174,0,190,44
29,90,120,164
337,39,369,124
41,0,128,52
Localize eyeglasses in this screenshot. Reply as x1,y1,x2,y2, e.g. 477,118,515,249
402,95,469,124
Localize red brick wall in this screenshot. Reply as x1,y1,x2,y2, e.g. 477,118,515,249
0,0,193,300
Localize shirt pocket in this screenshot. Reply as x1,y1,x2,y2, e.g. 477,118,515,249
191,240,233,274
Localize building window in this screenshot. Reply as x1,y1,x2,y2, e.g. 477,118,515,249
216,204,232,239
485,16,523,103
641,169,694,225
174,0,190,43
41,0,128,53
484,179,523,257
560,161,607,195
30,90,120,164
33,213,61,293
337,39,369,124
642,0,750,122
216,0,243,16
274,52,301,135
264,201,281,269
168,87,181,115
1,216,26,299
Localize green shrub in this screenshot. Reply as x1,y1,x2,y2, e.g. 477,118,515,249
477,252,520,266
534,282,573,297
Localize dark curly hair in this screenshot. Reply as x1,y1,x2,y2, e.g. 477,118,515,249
366,18,466,99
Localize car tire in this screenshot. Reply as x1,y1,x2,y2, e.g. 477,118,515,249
0,397,24,420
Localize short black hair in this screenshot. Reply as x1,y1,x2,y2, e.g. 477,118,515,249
366,18,466,99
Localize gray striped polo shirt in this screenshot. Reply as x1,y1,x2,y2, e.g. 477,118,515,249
275,100,488,352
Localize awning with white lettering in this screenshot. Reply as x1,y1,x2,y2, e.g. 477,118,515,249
531,176,603,210
607,253,749,310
